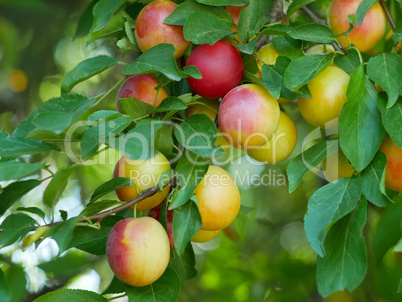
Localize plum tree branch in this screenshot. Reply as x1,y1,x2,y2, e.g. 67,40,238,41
379,0,396,31
256,0,284,50
301,6,343,52
83,176,177,222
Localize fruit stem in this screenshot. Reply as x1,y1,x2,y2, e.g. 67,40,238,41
379,0,396,31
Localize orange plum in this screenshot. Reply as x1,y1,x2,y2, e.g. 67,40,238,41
191,229,221,243
116,74,168,110
379,137,402,192
194,165,241,231
328,0,386,52
298,66,350,129
247,111,298,163
113,153,171,211
134,0,190,59
106,217,170,287
218,84,280,149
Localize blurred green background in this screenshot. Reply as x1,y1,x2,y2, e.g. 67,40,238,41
0,1,401,302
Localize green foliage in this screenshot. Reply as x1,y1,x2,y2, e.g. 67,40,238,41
1,0,401,301
125,268,181,301
340,64,384,172
316,201,368,296
172,200,202,255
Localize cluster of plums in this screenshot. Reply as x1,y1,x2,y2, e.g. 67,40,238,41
106,0,402,288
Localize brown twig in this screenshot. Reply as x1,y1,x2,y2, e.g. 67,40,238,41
301,6,343,52
256,0,284,50
380,0,396,31
35,176,177,230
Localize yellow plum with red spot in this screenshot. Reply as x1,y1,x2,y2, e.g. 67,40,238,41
113,153,171,211
194,166,241,231
328,0,386,52
298,66,350,128
106,217,170,287
191,229,221,243
218,84,280,149
379,137,402,192
247,112,298,163
116,74,168,110
134,0,190,59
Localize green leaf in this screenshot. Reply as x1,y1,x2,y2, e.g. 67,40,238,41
150,97,188,113
304,176,362,257
356,0,379,27
69,216,123,255
237,0,263,43
108,118,163,160
87,13,126,45
102,276,125,295
242,54,259,74
0,269,11,302
81,200,124,216
164,0,232,26
392,21,402,43
316,201,367,297
81,116,132,159
181,65,203,79
284,53,334,91
0,180,41,216
0,161,43,182
183,11,233,45
372,201,402,262
13,94,95,137
234,38,257,55
118,97,154,118
196,0,249,5
0,213,37,248
90,177,133,203
122,44,182,81
333,48,360,74
260,64,282,99
91,0,125,33
125,267,180,302
170,152,208,209
339,64,384,173
38,251,94,279
361,152,393,207
0,132,59,157
33,289,107,302
169,244,197,283
88,110,121,123
2,265,27,302
287,0,315,18
43,165,77,209
272,36,304,59
377,94,402,147
398,279,402,293
366,53,402,108
173,200,202,255
155,125,174,155
16,207,45,219
261,23,336,43
61,55,117,94
287,139,338,193
47,216,81,255
74,0,97,39
271,56,312,100
174,114,223,157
